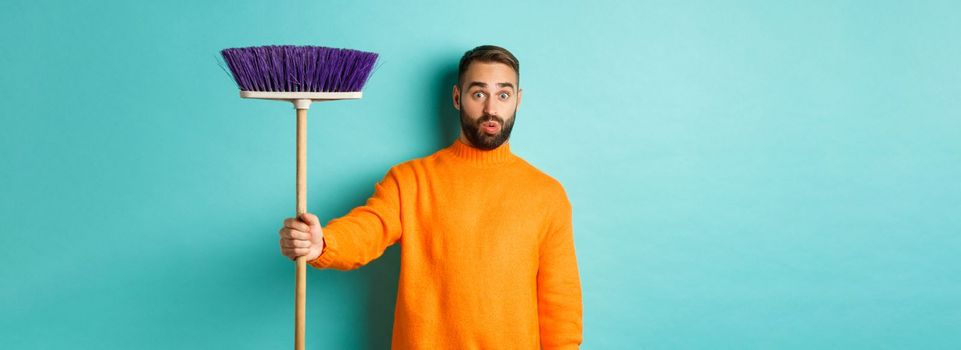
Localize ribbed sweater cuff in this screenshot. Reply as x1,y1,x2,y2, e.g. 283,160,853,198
308,229,338,269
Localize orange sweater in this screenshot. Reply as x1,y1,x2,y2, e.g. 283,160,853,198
309,139,582,349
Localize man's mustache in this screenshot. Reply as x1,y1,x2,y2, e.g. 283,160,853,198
478,115,505,125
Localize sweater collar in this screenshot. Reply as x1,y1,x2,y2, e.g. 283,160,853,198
446,138,515,166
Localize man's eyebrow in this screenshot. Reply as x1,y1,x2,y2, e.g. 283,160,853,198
496,82,515,90
466,81,487,89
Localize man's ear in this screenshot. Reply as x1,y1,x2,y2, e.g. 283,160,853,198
516,88,523,109
452,84,461,110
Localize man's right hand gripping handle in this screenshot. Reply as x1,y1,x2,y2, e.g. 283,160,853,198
279,213,325,262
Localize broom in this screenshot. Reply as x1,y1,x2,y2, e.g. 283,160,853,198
220,45,379,350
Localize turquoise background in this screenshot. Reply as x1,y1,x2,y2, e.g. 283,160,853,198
1,1,959,349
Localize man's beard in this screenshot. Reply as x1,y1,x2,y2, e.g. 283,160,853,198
459,109,516,150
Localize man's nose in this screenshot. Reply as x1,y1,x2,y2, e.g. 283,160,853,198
483,99,497,116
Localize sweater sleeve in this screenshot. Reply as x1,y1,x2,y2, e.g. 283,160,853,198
537,193,583,349
308,167,403,271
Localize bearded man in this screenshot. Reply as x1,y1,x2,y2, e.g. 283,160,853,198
278,45,583,350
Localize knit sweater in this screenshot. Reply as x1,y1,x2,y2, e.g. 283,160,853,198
309,139,583,349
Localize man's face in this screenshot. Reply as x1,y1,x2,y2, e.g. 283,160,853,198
453,61,522,150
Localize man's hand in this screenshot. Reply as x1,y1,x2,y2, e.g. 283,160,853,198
278,213,325,261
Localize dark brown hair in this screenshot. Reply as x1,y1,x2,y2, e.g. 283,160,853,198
457,45,519,87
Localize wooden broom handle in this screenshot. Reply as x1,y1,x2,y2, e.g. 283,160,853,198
295,108,308,350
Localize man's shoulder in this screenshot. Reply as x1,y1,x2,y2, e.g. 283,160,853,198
512,155,569,200
378,148,442,179
387,149,436,169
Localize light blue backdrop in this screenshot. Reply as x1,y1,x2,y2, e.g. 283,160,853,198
1,1,959,349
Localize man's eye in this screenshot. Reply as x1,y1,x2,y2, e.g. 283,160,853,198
473,92,484,98
499,93,510,100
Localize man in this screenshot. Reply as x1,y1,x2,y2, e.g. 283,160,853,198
278,45,583,349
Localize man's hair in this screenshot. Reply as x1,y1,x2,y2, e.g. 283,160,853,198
457,45,519,88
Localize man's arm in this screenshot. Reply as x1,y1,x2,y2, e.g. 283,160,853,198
537,195,583,349
309,167,403,271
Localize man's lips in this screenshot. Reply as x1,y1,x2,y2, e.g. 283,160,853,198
481,121,500,134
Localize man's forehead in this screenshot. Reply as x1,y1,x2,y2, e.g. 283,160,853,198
463,61,518,85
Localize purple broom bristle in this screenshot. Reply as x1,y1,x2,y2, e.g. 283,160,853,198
220,45,379,92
